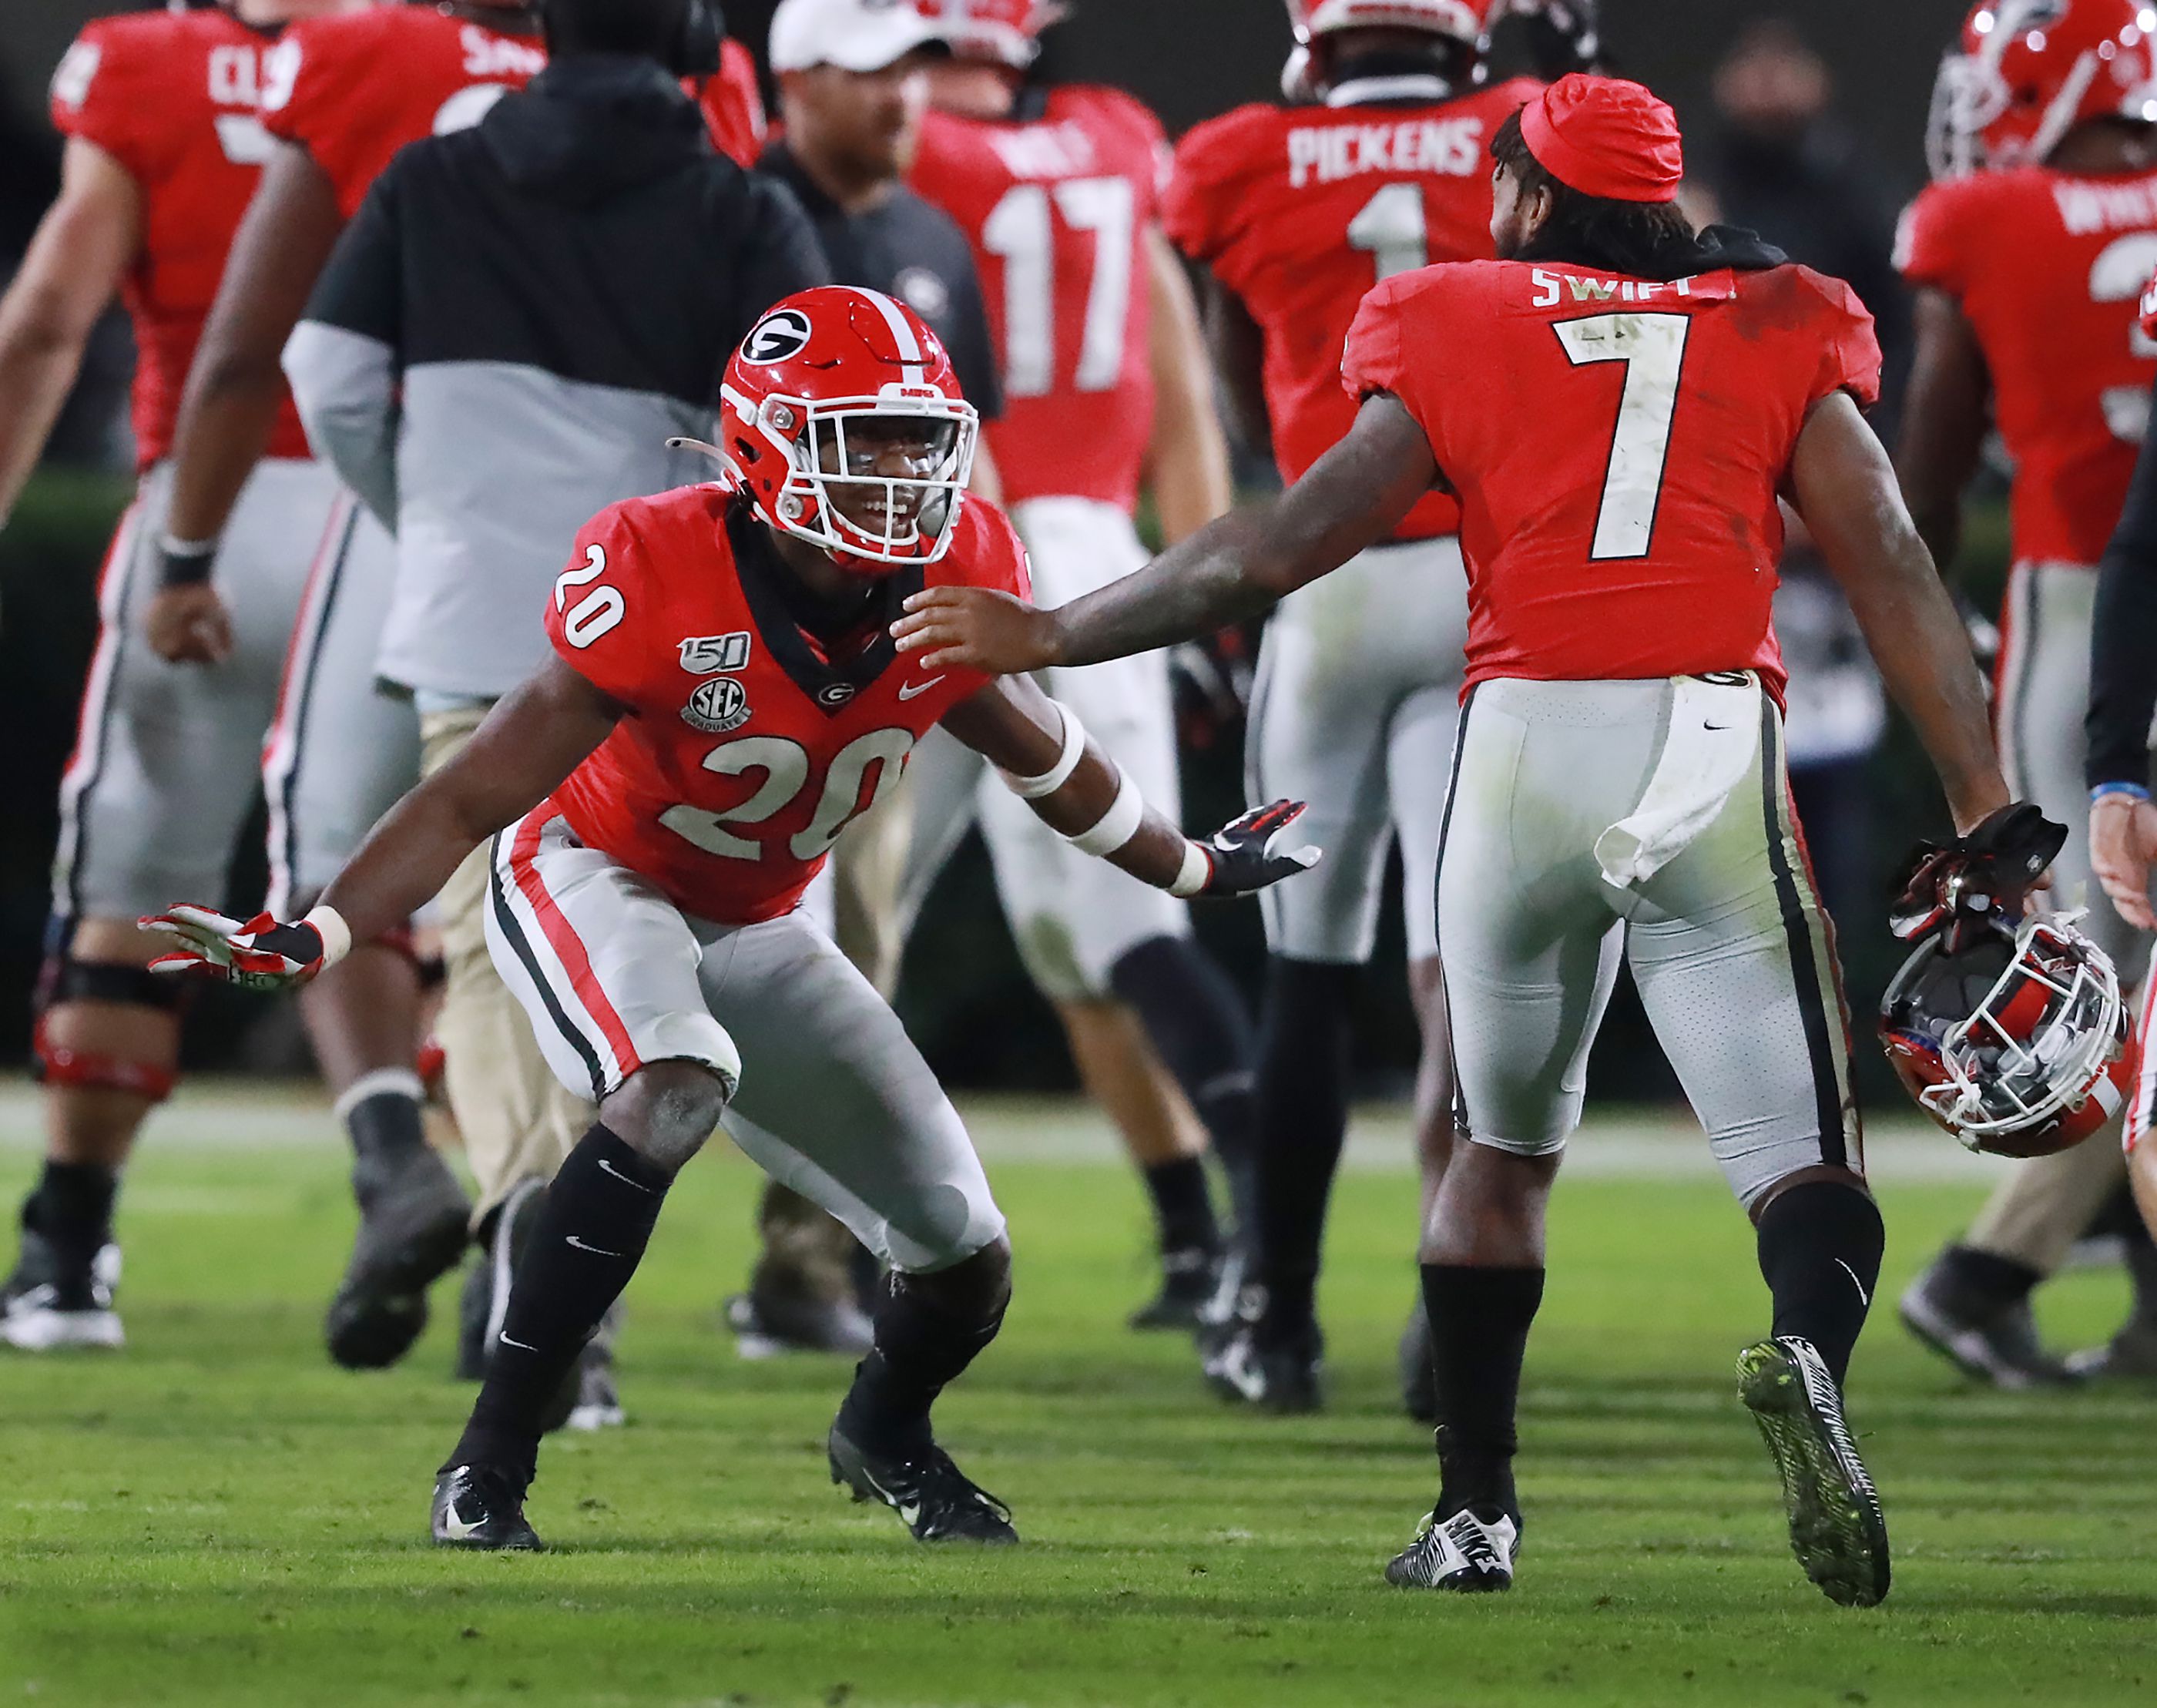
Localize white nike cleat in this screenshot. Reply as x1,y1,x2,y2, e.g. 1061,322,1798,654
1384,1506,1519,1592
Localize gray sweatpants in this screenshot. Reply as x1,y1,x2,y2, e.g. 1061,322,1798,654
1439,676,1859,1207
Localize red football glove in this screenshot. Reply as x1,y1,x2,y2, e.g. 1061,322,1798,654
142,906,327,992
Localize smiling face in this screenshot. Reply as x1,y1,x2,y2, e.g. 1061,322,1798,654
814,416,962,540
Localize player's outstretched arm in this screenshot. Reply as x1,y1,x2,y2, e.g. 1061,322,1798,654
0,139,138,529
144,658,623,988
940,675,1318,898
1892,287,1990,573
1141,227,1233,547
893,391,1435,674
1793,390,2008,835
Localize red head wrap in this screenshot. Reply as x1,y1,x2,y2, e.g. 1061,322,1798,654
1518,73,1684,204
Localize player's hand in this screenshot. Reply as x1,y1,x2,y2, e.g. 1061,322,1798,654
1505,0,1601,77
1188,800,1321,898
2092,793,2157,932
892,587,1061,676
139,905,327,991
1890,800,2065,950
144,585,233,665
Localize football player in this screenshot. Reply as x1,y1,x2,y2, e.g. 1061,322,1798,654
1162,0,1597,1411
901,0,1262,1333
1894,0,2157,1386
148,286,1318,1549
156,0,768,1386
897,74,2031,1606
0,0,361,1353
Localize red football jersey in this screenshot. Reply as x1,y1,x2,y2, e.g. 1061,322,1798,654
49,8,309,466
260,11,765,223
1342,260,1881,699
544,487,1032,924
1164,79,1542,542
909,86,1167,510
1897,165,2157,569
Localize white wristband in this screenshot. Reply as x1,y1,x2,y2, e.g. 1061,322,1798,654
1167,839,1211,898
999,702,1087,800
302,904,352,969
1067,771,1145,857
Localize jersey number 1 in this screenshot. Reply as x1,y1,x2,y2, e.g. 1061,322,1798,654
1553,312,1691,562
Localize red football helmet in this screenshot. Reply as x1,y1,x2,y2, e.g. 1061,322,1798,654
1881,912,2134,1158
1927,0,2157,178
709,286,979,575
914,0,1068,69
2139,261,2157,339
1281,0,1498,100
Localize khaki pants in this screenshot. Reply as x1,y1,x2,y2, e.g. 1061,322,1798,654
1965,1129,2128,1274
421,706,591,1226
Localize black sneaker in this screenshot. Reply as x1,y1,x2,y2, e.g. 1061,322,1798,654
1203,1313,1323,1413
1127,1244,1223,1331
431,1464,542,1551
1399,1296,1437,1423
325,1143,471,1371
1898,1261,2076,1388
1,1225,122,1351
455,1179,546,1381
827,1423,1018,1544
1736,1336,1890,1609
1384,1506,1518,1592
725,1289,874,1360
2065,1320,2157,1381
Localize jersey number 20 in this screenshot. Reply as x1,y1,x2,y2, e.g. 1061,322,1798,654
661,730,915,864
1553,311,1692,562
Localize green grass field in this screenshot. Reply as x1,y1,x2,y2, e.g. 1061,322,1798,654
2,1085,2154,1706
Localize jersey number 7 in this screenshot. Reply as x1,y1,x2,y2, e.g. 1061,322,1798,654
1554,312,1692,562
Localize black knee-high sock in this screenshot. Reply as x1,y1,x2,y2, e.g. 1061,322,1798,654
339,1069,428,1166
1109,936,1260,1231
27,1161,119,1270
1755,1181,1885,1387
836,1271,1008,1456
449,1126,669,1481
1250,959,1359,1329
1421,1263,1545,1523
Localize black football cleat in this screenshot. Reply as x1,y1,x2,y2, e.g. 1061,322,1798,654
1737,1336,1890,1609
431,1464,543,1551
1384,1506,1518,1592
1127,1243,1224,1331
326,1143,471,1371
1897,1255,2076,1389
827,1424,1018,1544
2066,1320,2157,1381
725,1288,874,1359
1203,1314,1323,1413
2,1224,123,1351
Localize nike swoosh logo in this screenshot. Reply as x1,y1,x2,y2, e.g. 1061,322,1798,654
1833,1258,1871,1308
897,676,946,701
441,1502,483,1540
597,1158,655,1193
1703,722,1734,731
499,1333,538,1351
565,1235,621,1257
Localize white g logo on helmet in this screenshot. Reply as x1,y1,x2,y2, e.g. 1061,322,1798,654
743,310,813,364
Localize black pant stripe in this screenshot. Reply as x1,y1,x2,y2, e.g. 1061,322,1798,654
2004,565,2041,798
1431,685,1477,1136
59,503,148,922
1757,700,1849,1169
487,827,606,1105
273,503,361,903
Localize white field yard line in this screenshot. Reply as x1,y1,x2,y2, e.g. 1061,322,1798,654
0,1075,1998,1184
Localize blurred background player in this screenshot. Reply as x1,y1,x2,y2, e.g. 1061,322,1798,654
1159,0,1598,1411
279,0,826,1418
900,0,1263,1331
723,0,1010,1357
0,0,364,1352
1893,0,2157,1387
156,0,770,1381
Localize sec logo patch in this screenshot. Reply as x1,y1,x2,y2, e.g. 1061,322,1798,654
682,676,751,733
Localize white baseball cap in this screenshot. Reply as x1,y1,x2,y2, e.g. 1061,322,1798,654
770,0,945,73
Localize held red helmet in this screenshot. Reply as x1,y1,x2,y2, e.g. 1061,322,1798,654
1927,0,2157,179
1281,0,1498,100
708,286,979,576
1881,912,2135,1158
914,0,1068,69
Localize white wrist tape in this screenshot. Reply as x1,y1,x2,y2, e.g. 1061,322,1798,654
303,904,352,969
1167,839,1211,898
999,702,1087,800
1067,771,1145,857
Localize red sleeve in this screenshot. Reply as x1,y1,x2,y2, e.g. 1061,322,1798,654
965,499,1034,602
1162,106,1267,267
49,22,156,180
1800,270,1885,411
258,12,395,214
1340,273,1421,404
545,505,660,706
1894,180,1967,297
697,39,767,170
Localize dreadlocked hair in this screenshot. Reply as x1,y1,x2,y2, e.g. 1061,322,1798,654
1490,108,1702,281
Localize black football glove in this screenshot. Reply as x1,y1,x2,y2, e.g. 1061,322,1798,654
1189,800,1321,898
1505,0,1602,79
1889,801,2065,951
